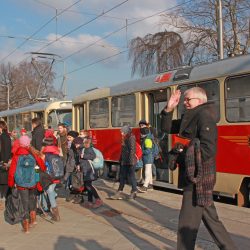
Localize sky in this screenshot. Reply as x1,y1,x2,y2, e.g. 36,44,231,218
0,0,179,99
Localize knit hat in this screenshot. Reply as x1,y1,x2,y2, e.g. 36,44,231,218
19,135,31,147
44,129,54,138
20,128,27,134
121,125,131,135
139,119,148,126
73,136,83,145
67,130,79,138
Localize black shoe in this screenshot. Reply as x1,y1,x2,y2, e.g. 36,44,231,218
147,184,154,191
129,191,137,200
137,186,147,193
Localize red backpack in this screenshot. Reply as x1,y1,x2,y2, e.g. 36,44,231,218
135,142,143,161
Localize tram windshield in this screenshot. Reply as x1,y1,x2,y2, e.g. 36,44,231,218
48,109,72,129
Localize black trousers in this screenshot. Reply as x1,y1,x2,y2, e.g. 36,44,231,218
18,189,37,220
177,186,237,250
118,165,137,193
84,181,100,202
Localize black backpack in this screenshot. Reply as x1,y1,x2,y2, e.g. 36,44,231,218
45,153,64,180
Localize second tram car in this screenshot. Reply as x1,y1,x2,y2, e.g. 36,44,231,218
72,54,250,207
0,100,72,132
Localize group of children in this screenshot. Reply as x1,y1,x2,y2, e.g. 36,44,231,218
6,126,103,234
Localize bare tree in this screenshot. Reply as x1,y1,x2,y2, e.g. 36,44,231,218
128,31,184,77
0,61,60,111
161,0,250,64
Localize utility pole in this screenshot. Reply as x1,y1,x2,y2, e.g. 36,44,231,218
218,0,224,59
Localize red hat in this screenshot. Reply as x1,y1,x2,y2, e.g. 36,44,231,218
21,128,27,133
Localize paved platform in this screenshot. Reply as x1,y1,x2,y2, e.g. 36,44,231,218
0,179,250,250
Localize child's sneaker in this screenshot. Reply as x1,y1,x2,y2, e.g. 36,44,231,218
92,199,103,209
110,191,123,200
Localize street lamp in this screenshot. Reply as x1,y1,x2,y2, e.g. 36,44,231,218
0,84,10,110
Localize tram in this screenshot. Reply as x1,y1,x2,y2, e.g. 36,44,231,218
0,100,72,132
72,54,250,206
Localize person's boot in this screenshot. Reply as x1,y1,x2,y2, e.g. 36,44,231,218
22,219,30,233
29,210,37,227
51,207,60,222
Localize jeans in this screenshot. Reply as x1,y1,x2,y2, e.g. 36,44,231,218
42,183,57,210
118,165,137,193
18,189,36,219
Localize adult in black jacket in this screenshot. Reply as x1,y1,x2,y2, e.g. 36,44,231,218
31,117,45,151
0,120,11,200
161,87,236,250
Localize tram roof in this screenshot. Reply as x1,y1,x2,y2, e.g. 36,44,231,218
0,100,72,117
73,54,250,103
72,87,110,104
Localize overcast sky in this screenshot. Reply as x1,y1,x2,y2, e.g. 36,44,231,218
0,0,179,98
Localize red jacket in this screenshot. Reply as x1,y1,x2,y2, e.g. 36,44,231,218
8,146,46,191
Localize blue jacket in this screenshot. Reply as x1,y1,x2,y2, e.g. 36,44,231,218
141,133,154,165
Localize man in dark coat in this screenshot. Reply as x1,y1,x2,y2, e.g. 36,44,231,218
31,117,45,151
161,87,236,250
0,120,12,201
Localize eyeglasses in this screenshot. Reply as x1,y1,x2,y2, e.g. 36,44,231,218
184,97,200,102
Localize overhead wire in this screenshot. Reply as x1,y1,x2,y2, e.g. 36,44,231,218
56,0,194,78
0,0,82,63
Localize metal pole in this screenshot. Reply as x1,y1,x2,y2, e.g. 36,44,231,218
218,0,224,59
7,85,9,110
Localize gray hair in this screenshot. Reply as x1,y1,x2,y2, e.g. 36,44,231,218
184,87,207,103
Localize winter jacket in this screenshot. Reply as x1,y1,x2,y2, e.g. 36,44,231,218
8,146,46,191
42,145,61,184
31,124,45,151
65,144,78,174
120,133,136,166
0,131,12,184
161,102,217,189
141,133,154,165
80,146,96,181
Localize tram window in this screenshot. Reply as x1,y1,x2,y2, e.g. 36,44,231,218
111,94,136,127
225,74,250,122
23,113,31,131
57,110,72,128
48,111,58,130
89,98,109,128
178,80,220,122
16,114,22,129
8,116,15,131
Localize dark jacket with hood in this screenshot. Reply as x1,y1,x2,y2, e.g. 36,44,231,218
0,131,12,184
31,124,45,151
161,102,217,189
80,146,96,181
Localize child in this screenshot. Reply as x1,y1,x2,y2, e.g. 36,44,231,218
80,137,103,208
41,130,62,221
8,135,46,233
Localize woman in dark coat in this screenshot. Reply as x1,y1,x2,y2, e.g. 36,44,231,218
0,120,12,200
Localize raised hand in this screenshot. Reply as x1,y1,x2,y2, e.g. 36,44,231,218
165,89,181,112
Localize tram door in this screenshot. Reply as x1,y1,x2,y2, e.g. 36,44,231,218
147,88,172,183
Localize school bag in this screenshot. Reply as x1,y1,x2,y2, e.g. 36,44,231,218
45,153,64,180
82,147,104,170
135,142,143,169
152,140,160,160
14,154,39,188
135,142,143,161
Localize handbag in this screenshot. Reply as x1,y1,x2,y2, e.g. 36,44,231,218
4,188,26,225
70,171,84,191
39,170,53,191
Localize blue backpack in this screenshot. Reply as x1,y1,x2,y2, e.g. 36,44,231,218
14,154,38,188
45,153,64,180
